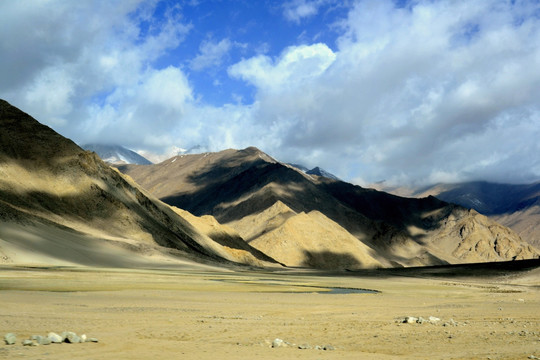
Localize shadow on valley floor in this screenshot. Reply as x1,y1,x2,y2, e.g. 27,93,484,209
332,258,540,279
300,250,364,270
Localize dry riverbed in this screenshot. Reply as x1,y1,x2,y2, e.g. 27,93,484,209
0,264,539,359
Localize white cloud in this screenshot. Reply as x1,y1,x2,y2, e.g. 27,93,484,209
1,0,539,186
223,0,540,185
190,38,233,71
0,0,191,148
85,66,193,148
23,65,76,126
283,0,325,23
228,43,336,92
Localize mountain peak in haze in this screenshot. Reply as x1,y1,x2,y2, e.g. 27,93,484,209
288,163,340,181
82,143,152,165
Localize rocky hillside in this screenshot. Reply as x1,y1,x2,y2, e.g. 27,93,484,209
229,201,382,269
118,148,539,268
0,99,278,268
408,182,540,248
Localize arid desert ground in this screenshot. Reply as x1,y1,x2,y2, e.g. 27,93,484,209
1,263,539,360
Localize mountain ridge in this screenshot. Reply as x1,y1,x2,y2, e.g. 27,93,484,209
118,148,539,267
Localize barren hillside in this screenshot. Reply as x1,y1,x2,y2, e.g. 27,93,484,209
0,99,278,268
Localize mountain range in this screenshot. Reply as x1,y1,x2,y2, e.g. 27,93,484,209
117,148,539,268
1,99,538,269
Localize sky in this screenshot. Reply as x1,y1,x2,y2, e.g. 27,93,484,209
1,0,539,187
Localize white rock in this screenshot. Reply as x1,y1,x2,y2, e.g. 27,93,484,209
48,332,63,343
4,333,16,345
272,338,286,348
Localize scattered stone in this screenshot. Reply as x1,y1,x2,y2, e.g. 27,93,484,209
404,316,418,324
48,332,63,343
270,339,333,351
31,335,51,345
272,338,286,348
4,333,16,345
2,331,97,347
400,316,442,325
66,331,84,343
64,332,81,344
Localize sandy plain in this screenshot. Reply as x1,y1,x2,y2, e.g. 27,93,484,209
0,263,539,360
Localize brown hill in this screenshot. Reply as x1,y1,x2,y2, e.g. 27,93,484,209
0,99,278,268
118,148,539,268
229,201,382,269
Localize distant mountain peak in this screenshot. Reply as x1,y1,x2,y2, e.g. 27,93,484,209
306,166,341,181
82,143,152,165
288,163,340,181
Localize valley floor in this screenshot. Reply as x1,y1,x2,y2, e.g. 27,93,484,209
0,264,539,359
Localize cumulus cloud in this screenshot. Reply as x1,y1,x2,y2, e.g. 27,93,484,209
1,0,539,186
228,43,336,91
227,0,540,185
0,0,190,147
84,66,193,148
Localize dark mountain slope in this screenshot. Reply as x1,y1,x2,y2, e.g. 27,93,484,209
415,181,540,215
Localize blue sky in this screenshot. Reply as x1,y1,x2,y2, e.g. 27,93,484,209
145,0,349,105
1,0,539,186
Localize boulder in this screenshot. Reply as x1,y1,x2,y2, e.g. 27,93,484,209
61,331,81,343
272,338,286,348
48,332,63,343
4,333,16,345
31,335,51,345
